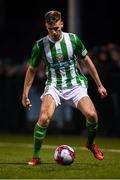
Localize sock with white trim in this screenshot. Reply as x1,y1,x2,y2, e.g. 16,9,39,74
33,123,47,158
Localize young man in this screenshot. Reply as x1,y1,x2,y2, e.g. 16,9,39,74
22,10,107,165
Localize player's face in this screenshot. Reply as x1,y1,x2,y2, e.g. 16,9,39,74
46,20,63,41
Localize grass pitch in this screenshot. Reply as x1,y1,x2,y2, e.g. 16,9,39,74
0,133,120,179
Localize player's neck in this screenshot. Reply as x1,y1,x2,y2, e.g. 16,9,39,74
48,32,63,43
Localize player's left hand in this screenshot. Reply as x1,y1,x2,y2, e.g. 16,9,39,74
98,85,108,98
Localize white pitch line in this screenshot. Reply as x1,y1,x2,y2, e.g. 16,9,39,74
0,142,120,153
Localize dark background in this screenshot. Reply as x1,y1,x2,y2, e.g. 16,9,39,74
82,0,120,47
0,0,120,61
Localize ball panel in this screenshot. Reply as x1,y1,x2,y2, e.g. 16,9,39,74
54,144,75,165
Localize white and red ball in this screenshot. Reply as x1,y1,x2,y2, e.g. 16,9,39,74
54,145,75,165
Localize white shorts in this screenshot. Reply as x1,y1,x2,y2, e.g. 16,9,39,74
41,85,88,108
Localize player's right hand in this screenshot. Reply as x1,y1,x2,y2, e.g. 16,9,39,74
22,96,32,110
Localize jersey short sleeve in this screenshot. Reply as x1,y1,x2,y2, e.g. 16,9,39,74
75,35,88,60
29,43,41,68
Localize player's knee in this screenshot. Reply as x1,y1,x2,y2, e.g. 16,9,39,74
38,112,51,127
86,110,97,123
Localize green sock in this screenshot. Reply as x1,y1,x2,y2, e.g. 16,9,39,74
33,123,47,157
86,121,98,147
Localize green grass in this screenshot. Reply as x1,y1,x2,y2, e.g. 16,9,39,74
0,133,120,179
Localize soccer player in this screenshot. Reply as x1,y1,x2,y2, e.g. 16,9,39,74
22,10,108,165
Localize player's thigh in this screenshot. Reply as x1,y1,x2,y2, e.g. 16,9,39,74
40,94,56,119
77,96,97,119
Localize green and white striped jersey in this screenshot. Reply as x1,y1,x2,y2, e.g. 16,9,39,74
29,32,88,88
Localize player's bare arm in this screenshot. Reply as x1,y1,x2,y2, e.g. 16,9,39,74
22,65,37,109
79,55,108,98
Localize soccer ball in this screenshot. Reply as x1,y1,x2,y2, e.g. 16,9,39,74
54,145,75,165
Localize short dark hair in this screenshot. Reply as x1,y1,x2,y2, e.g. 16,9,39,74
45,10,61,25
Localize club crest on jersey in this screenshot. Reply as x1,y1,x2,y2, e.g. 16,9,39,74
56,53,63,61
56,49,63,61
